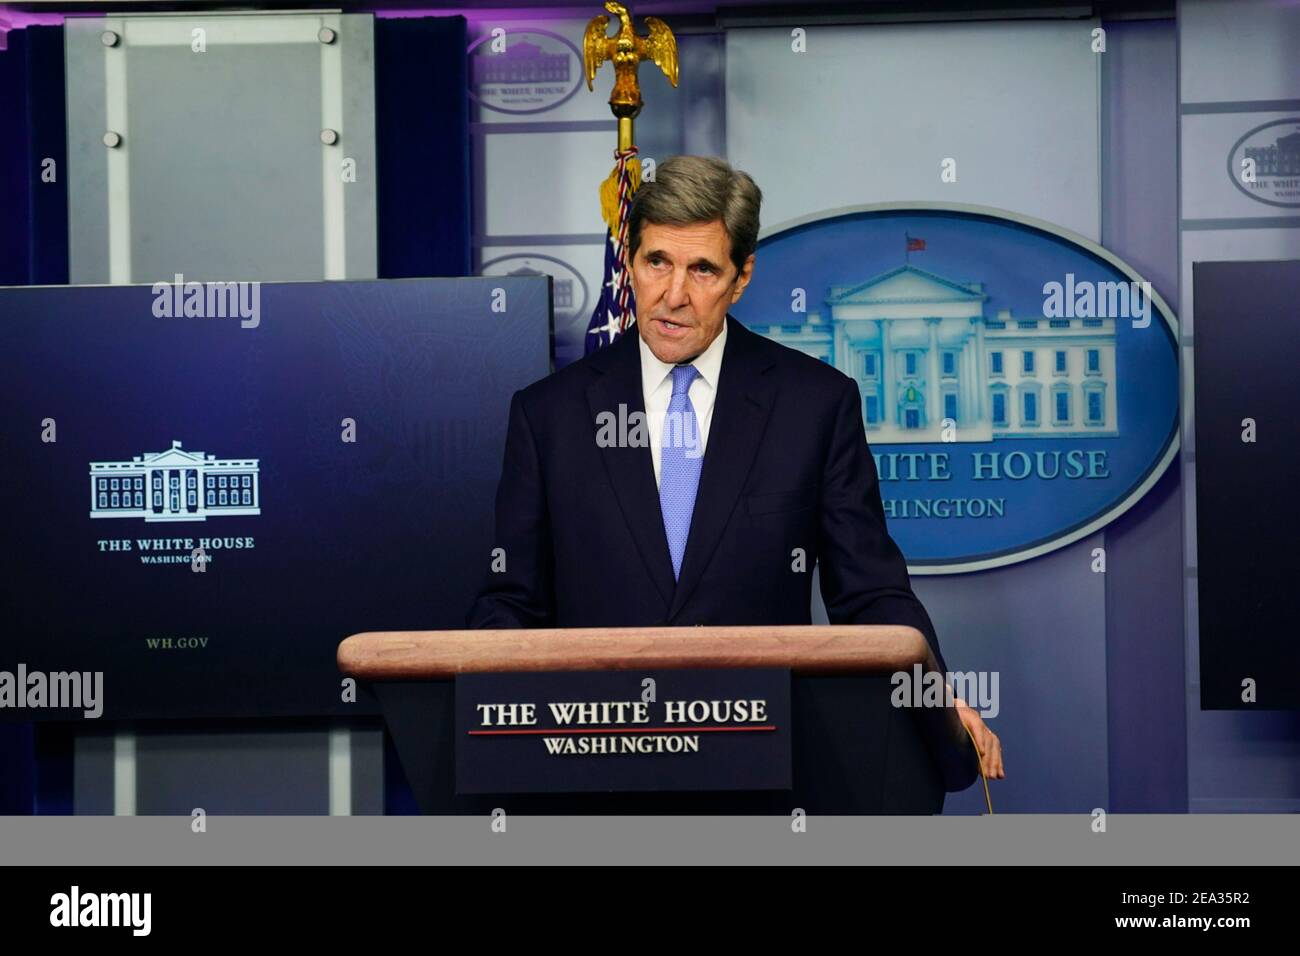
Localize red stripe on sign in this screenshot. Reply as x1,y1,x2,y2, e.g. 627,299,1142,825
469,725,777,736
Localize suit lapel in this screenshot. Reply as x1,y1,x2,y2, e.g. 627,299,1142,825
668,318,778,619
586,328,676,612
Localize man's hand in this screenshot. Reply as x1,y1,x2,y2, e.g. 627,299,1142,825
955,697,1004,779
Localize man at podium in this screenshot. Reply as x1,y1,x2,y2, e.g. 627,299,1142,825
468,155,1003,779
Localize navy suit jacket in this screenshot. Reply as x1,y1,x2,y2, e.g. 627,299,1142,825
466,315,949,675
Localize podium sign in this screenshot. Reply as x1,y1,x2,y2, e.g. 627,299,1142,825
455,669,792,794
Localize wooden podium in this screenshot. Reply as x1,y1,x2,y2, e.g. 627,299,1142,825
338,625,980,813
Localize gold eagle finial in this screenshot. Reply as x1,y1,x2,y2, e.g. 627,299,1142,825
583,1,678,118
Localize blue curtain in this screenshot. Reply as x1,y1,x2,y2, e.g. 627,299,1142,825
375,16,471,279
0,24,69,813
0,24,68,286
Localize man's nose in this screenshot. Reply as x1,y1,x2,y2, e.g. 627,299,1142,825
664,267,690,310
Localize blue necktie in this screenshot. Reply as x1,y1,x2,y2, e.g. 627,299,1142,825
660,364,703,580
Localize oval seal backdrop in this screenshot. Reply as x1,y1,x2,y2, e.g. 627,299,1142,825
1226,117,1300,208
467,28,585,116
741,203,1180,574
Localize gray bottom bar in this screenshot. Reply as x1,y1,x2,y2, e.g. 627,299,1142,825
0,815,1296,866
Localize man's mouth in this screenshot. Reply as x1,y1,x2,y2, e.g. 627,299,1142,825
656,318,690,335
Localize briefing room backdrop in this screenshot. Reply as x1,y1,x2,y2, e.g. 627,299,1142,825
1,0,1297,814
466,9,1147,814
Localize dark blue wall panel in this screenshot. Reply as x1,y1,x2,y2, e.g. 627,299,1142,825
0,25,68,286
375,16,471,279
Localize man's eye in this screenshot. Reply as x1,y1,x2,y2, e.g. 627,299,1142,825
696,265,714,275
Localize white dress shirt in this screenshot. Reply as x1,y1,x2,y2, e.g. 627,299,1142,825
638,316,729,489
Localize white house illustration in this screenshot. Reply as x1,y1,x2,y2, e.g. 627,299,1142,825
90,440,260,522
752,264,1118,443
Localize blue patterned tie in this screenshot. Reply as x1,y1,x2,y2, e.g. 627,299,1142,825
660,364,703,580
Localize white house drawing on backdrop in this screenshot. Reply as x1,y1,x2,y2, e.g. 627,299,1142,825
751,264,1118,443
90,440,260,522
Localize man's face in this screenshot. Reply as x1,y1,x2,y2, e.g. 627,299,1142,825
630,219,755,364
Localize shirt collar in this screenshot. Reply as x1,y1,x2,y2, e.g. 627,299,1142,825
637,314,729,394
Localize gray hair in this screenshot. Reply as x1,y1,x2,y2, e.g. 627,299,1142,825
627,155,763,276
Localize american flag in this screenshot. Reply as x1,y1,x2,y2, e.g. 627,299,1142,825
584,146,639,354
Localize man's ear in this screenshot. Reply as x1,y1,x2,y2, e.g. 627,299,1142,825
731,254,756,303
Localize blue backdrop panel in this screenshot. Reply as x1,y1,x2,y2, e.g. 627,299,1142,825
1194,260,1300,709
0,276,551,721
1,23,70,812
376,16,471,280
0,25,68,286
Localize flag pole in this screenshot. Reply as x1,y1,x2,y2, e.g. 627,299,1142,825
581,3,680,353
